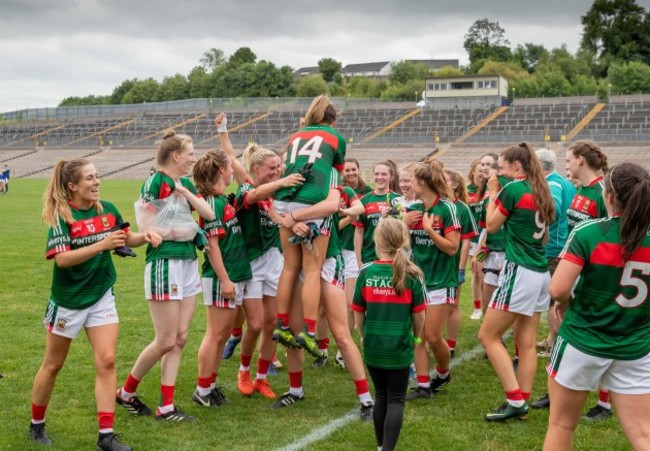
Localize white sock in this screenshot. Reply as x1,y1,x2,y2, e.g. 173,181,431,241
358,392,373,405
157,403,174,415
239,365,250,372
119,388,135,401
196,386,211,397
289,387,303,397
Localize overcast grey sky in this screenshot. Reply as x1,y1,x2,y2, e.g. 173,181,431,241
2,0,649,112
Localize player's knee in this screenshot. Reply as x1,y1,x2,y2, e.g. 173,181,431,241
95,352,116,374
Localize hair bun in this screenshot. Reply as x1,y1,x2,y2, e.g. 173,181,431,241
162,129,176,139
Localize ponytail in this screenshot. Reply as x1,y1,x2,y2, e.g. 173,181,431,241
304,95,337,126
42,159,100,226
193,149,230,197
568,140,608,173
444,169,468,203
500,142,555,225
413,157,452,199
605,163,650,261
156,129,192,167
373,218,423,295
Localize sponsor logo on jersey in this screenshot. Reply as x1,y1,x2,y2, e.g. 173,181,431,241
56,318,68,331
101,216,110,228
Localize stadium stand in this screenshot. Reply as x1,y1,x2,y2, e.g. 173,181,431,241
576,95,650,143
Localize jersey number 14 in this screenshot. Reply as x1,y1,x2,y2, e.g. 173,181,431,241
289,136,323,164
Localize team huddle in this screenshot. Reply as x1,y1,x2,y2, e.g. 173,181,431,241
28,96,650,451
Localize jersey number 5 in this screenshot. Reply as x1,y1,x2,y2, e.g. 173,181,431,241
616,261,650,308
289,136,323,164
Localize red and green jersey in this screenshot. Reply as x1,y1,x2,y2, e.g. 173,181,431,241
409,198,461,289
479,196,506,252
558,217,650,360
233,179,279,261
355,191,401,264
140,172,200,263
276,124,346,205
339,186,360,251
352,261,426,369
453,199,478,269
467,183,482,243
494,178,547,272
566,176,608,233
46,201,124,310
200,195,252,283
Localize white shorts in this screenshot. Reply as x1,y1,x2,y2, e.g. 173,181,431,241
244,247,283,299
273,200,324,229
489,260,550,316
202,278,247,309
44,289,118,339
548,336,650,394
425,287,457,306
342,249,359,280
482,251,505,287
144,259,201,301
469,241,480,257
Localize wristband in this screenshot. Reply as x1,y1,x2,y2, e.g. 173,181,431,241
290,211,297,222
217,125,228,133
413,336,422,345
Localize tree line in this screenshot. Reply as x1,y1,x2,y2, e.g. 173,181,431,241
59,0,650,106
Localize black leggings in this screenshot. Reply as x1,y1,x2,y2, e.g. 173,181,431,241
367,365,410,451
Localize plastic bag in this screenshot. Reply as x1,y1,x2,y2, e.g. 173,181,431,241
134,192,200,242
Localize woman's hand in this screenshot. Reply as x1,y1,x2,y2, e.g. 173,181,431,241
553,300,569,322
487,173,501,196
144,231,163,248
403,210,422,227
279,173,305,188
422,212,435,233
292,221,311,237
102,230,126,251
215,112,227,130
221,279,236,301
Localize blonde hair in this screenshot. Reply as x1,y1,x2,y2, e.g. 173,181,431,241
374,218,423,295
242,142,277,178
156,129,192,166
193,149,231,197
413,157,452,199
304,95,337,126
42,159,102,226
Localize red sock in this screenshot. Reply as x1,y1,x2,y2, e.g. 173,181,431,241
31,403,47,423
446,339,456,350
240,354,252,368
289,371,303,389
257,358,271,376
210,372,217,384
197,376,212,389
599,389,610,404
231,327,243,338
522,392,530,401
123,373,140,394
473,299,481,309
505,388,523,402
277,313,289,329
417,375,430,387
317,337,330,351
435,365,449,377
304,318,316,335
354,379,369,396
515,345,519,358
98,412,114,432
160,385,175,407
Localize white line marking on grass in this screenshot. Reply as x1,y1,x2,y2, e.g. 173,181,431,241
277,338,501,451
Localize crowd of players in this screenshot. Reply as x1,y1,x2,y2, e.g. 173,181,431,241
28,96,650,451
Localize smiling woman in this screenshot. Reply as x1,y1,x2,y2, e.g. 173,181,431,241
30,158,161,451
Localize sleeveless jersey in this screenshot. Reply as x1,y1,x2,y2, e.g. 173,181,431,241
559,217,650,360
566,176,607,233
233,179,279,261
355,191,401,264
494,178,547,272
275,124,346,204
409,198,461,289
352,261,426,369
45,200,124,309
140,172,199,262
200,195,252,283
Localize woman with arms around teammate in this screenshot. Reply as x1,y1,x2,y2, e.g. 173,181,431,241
478,142,555,421
405,159,461,400
543,163,650,450
213,113,304,399
353,217,426,451
117,130,215,422
30,159,161,450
